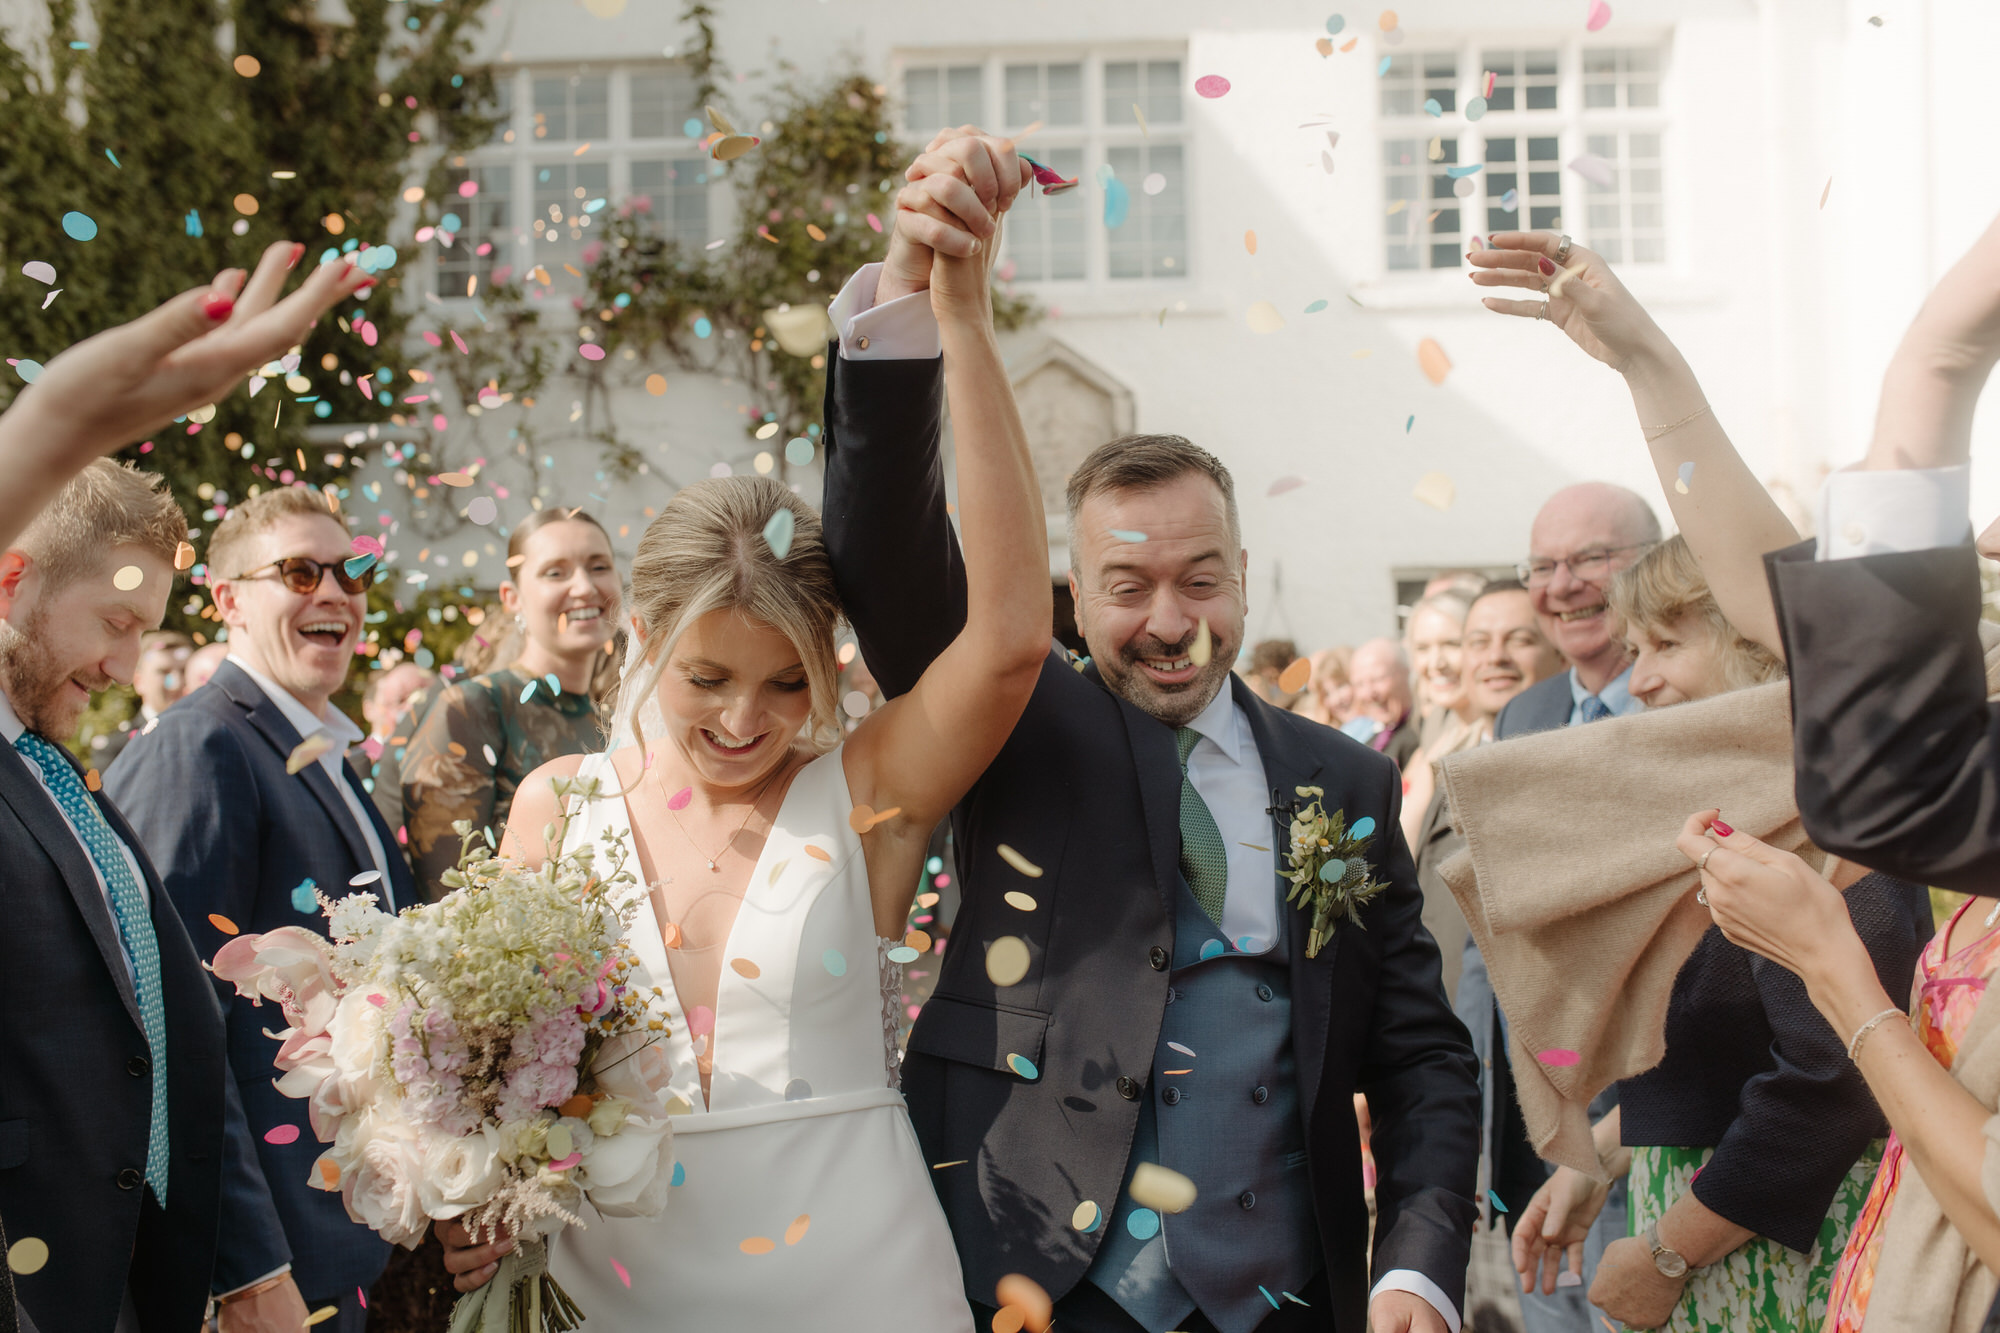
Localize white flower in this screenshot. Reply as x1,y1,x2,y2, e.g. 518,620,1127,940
420,1123,505,1219
341,1118,430,1248
581,1115,672,1217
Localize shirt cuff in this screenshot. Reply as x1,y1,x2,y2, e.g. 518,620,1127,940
827,262,941,360
1371,1269,1461,1333
1816,463,1971,559
216,1264,291,1300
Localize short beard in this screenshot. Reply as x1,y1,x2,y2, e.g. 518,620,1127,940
0,605,94,740
1096,629,1236,728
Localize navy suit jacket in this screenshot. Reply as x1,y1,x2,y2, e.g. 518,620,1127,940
0,725,282,1333
106,660,416,1300
1492,669,1574,741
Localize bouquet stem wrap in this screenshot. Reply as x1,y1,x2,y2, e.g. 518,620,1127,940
447,1237,583,1333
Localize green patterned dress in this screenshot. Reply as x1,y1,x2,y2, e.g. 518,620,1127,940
1626,1141,1883,1333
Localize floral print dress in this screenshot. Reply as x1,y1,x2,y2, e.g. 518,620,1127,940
1823,896,2000,1333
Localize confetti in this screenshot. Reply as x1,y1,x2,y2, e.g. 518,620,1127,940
687,1005,715,1037
1245,301,1285,334
762,507,795,558
208,913,240,935
1486,1188,1509,1213
1193,74,1231,98
350,871,383,888
1377,55,1392,76
61,211,98,241
1537,1047,1581,1066
1190,617,1213,668
291,879,319,913
1103,177,1130,229
436,472,474,487
997,844,1043,877
1267,475,1307,497
1557,1271,1584,1288
933,1160,968,1169
646,373,668,395
739,1236,776,1255
1004,890,1038,912
1130,1162,1198,1213
1675,461,1695,495
1423,97,1442,117
1326,13,1346,33
1143,171,1167,195
1073,1200,1103,1232
21,261,54,284
1586,0,1612,30
1126,1208,1161,1240
1278,657,1312,694
986,935,1032,987
610,1257,632,1287
1416,338,1452,385
6,1236,49,1276
995,1274,1054,1333
1304,299,1328,313
1568,154,1615,188
1261,1287,1282,1310
804,844,831,862
668,786,693,811
265,1123,302,1145
1351,816,1376,838
579,343,606,361
1108,529,1148,543
111,564,144,591
287,733,335,774
1006,1053,1039,1079
1821,177,1833,209
1244,229,1257,255
1412,472,1456,510
848,804,901,832
1466,96,1489,121
466,496,497,525
1378,8,1398,28
888,945,921,963
729,958,761,979
1868,14,1884,24
304,1308,339,1327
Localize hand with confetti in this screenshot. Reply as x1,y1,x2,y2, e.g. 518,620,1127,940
878,128,1031,306
0,240,370,554
1468,230,1668,373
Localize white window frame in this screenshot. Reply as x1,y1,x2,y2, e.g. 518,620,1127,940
1369,32,1674,291
890,45,1195,300
430,63,718,304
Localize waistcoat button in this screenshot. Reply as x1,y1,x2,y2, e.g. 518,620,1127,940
127,1056,150,1077
1239,1191,1256,1210
1117,1075,1140,1100
1256,984,1275,1002
116,1167,143,1191
1149,945,1169,971
1162,1087,1181,1106
1252,1085,1269,1105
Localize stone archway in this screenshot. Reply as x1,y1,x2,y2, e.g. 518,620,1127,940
1007,341,1136,562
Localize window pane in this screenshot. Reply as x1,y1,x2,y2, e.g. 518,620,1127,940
573,76,609,139
437,163,512,297
1485,134,1562,236
629,157,710,247
1047,62,1083,125
906,64,981,131
1384,139,1423,270
1424,53,1457,113
1144,59,1182,123
1380,53,1416,117
1003,145,1084,281
631,68,697,139
946,65,982,127
904,67,940,130
1106,143,1187,280
1383,136,1461,270
1104,61,1138,118
533,76,567,140
1581,47,1668,110
1577,130,1664,265
487,78,515,145
530,161,612,289
1483,48,1558,114
1005,62,1083,128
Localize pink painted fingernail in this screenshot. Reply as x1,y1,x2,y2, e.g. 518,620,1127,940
1537,257,1556,275
287,242,305,270
202,292,234,321
1711,818,1735,837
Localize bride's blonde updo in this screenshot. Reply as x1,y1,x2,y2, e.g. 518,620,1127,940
613,475,844,757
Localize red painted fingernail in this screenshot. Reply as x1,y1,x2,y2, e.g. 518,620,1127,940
287,242,305,270
354,278,376,293
202,292,234,321
1537,257,1556,275
1711,819,1734,837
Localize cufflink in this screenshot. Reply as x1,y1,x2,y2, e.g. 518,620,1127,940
855,334,870,350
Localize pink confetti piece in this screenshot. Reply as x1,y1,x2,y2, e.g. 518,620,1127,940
579,343,606,361
667,786,692,811
866,212,882,233
366,993,386,1007
610,1257,632,1288
350,535,384,557
1536,1047,1580,1067
688,1005,715,1038
421,330,442,347
450,330,469,355
1267,475,1308,497
548,1152,582,1171
264,1124,301,1145
1585,0,1612,30
1194,74,1231,98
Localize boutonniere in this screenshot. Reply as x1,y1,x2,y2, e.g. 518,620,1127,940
1282,786,1389,958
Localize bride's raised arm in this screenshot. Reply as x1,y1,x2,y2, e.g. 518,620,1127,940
841,204,1053,935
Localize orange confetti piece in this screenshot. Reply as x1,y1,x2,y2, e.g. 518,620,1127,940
661,922,684,949
730,958,762,979
84,768,102,791
804,844,831,862
1277,656,1312,694
209,914,240,935
1417,337,1452,385
784,1214,811,1246
995,1274,1054,1333
905,929,933,952
1378,9,1399,29
992,1310,1026,1333
1315,36,1333,56
917,892,940,908
739,1236,776,1255
847,804,901,832
1341,36,1358,51
174,541,197,570
1244,229,1257,255
559,1093,595,1119
806,223,827,241
316,1158,340,1188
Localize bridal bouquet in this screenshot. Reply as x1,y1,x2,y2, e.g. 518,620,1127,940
213,776,673,1333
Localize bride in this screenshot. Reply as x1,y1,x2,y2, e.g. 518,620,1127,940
436,235,1049,1325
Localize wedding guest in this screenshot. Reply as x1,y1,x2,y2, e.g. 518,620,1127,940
108,485,419,1333
91,629,192,767
816,126,1478,1333
354,661,432,834
1425,568,1489,603
0,243,370,1333
399,507,620,901
1291,645,1354,728
1348,637,1422,768
1242,637,1302,706
180,639,229,696
1407,591,1474,752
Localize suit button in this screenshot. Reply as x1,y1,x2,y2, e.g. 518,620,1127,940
1256,984,1275,1002
1162,1087,1181,1106
1239,1191,1256,1210
116,1168,143,1190
1149,946,1169,971
1116,1075,1140,1101
127,1056,150,1077
1252,1085,1269,1105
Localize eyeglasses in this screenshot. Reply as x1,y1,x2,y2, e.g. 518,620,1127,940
232,556,376,595
1516,543,1653,587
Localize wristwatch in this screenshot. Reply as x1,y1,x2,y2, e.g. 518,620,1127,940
1645,1222,1691,1279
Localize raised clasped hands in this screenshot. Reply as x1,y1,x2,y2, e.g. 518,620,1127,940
880,126,1031,326
1469,231,1674,375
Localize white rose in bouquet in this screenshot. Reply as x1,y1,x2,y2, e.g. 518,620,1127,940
422,1122,506,1219
579,1116,672,1217
343,1117,431,1248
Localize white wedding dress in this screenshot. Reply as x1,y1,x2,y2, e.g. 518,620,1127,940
550,748,974,1331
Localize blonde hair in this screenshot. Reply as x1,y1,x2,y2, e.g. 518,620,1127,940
1609,535,1784,691
205,486,340,584
16,459,187,594
615,476,842,756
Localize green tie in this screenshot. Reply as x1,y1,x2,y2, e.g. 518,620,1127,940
1175,727,1229,926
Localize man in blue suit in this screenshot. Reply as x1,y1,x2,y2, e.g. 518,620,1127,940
110,486,417,1332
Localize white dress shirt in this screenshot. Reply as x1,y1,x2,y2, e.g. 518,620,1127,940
0,685,149,980
1815,462,1972,559
227,656,393,889
826,267,1460,1330
1566,662,1642,727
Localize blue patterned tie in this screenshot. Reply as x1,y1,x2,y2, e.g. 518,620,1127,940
1579,694,1613,724
1174,727,1230,926
14,731,169,1200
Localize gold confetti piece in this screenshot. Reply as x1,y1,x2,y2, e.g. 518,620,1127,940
739,1236,776,1255
174,541,196,570
1350,348,1374,359
1244,230,1257,255
286,733,334,775
1674,477,1690,495
713,134,760,161
1386,199,1408,215
1245,301,1285,334
1072,1200,1101,1231
1417,337,1452,385
996,844,1043,877
768,857,790,887
304,1306,339,1327
436,472,474,487
1820,176,1833,209
1003,890,1038,912
1130,1161,1199,1214
804,844,831,862
1163,1068,1193,1075
1133,102,1148,135
1190,618,1213,668
707,103,738,135
730,958,761,978
1277,656,1312,694
112,564,144,591
232,54,260,77
1239,843,1270,852
1412,471,1456,511
1547,258,1587,301
986,935,1032,987
1427,136,1444,162
6,1236,49,1276
905,929,933,952
784,1214,811,1246
932,1160,969,1170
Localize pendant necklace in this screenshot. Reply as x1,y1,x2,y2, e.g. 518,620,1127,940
662,764,785,872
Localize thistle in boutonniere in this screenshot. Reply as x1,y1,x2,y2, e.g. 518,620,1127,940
1283,786,1390,958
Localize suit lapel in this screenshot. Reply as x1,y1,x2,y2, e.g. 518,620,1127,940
340,750,410,910
1084,660,1182,924
0,742,145,1029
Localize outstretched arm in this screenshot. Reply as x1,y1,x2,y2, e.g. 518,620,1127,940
1471,232,1799,657
0,241,370,552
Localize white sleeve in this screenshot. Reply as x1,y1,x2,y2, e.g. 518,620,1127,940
827,262,941,361
1815,464,1971,560
1369,1269,1461,1333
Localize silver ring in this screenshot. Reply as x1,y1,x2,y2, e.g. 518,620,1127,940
1696,889,1709,907
1697,848,1716,872
1554,233,1573,266
1536,301,1550,320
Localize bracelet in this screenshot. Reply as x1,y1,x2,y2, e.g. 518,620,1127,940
1846,1006,1907,1062
1645,403,1712,443
214,1273,291,1306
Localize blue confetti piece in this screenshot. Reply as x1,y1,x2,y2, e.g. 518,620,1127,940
62,210,98,241
822,948,847,977
682,116,705,138
1103,176,1130,230
1304,299,1328,313
671,1160,686,1186
68,40,90,49
13,360,42,384
1319,859,1344,883
762,507,796,559
1350,816,1376,839
1199,939,1226,961
1006,1053,1039,1080
585,197,607,214
1108,529,1148,543
926,856,944,874
784,437,814,466
544,673,561,695
1466,96,1489,122
1487,1188,1509,1214
1260,1287,1281,1311
1126,1207,1161,1240
1500,188,1520,213
344,554,377,579
1406,415,1415,432
520,680,539,703
105,149,120,167
1423,97,1442,117
439,213,462,233
1377,55,1393,76
1445,163,1483,178
290,879,319,913
693,316,713,338
1326,15,1345,34
887,945,920,963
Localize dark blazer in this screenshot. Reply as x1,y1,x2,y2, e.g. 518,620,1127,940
0,727,285,1333
105,661,416,1301
821,352,1481,1331
1765,539,2000,894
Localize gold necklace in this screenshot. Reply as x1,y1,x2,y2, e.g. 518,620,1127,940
660,764,785,872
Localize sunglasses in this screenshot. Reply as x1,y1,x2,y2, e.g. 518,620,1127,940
233,556,377,595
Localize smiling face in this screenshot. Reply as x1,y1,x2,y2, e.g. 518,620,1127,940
653,606,816,791
213,511,363,711
1069,473,1246,727
1625,611,1735,709
0,545,173,740
1348,639,1414,729
1462,589,1565,717
1406,603,1466,714
1526,484,1657,682
500,519,620,661
132,640,189,714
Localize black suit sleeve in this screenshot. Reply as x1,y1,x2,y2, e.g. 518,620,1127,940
213,1064,293,1290
1768,540,2000,893
818,346,964,700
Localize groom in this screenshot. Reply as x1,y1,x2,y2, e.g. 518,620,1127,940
820,133,1479,1332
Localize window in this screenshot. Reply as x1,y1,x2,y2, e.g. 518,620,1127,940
1376,39,1670,274
437,64,718,297
899,51,1190,286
